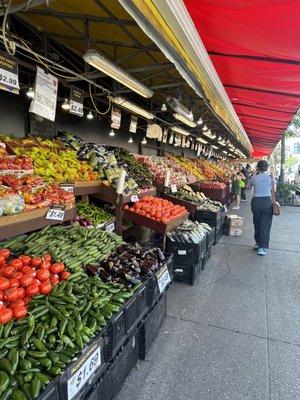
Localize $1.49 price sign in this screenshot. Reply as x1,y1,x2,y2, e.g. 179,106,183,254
45,208,65,222
67,347,101,400
156,264,171,294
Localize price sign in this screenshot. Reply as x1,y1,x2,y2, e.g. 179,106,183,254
60,184,74,193
156,264,171,294
170,184,177,193
69,86,84,117
67,346,101,400
178,250,187,255
131,195,139,202
0,51,20,93
105,222,115,233
45,205,65,222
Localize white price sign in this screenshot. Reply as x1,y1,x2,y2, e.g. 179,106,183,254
131,195,139,202
105,222,115,233
0,69,19,89
60,184,74,193
156,264,171,294
170,184,177,193
69,102,84,117
69,86,84,117
45,208,65,221
178,250,187,255
67,347,101,400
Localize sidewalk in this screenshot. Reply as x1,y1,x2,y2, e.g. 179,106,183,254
117,201,300,400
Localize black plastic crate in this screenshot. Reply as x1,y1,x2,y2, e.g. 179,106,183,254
147,254,174,307
202,247,212,269
139,292,167,360
195,209,224,227
214,224,223,245
166,236,206,267
38,377,60,400
107,308,126,360
59,326,109,400
94,328,140,400
124,294,139,335
205,228,215,250
172,258,202,285
137,280,148,318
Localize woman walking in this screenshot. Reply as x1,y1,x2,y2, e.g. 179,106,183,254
249,160,275,256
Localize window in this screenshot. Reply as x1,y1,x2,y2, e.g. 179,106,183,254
293,142,300,154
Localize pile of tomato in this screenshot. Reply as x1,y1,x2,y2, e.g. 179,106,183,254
124,196,187,224
0,249,70,324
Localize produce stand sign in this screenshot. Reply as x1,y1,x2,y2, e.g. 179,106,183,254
105,221,115,233
171,184,177,193
156,262,171,294
131,194,139,202
45,204,66,221
60,183,74,193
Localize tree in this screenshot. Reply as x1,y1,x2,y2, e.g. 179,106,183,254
278,110,300,182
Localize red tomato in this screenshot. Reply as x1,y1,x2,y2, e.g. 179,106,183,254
20,255,32,266
10,299,26,308
9,259,23,270
5,288,20,302
0,255,5,266
60,271,71,281
0,277,10,291
21,266,36,277
19,274,34,287
17,287,25,299
31,258,42,268
50,263,63,274
43,254,52,263
39,281,52,295
37,269,50,282
2,266,15,278
12,271,23,280
13,305,27,319
0,291,3,301
23,297,30,304
41,261,51,270
0,307,13,324
0,301,4,309
10,279,20,288
25,284,39,297
50,275,59,286
32,279,41,287
0,249,10,260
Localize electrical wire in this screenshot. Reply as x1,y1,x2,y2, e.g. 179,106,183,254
89,83,111,115
2,0,15,55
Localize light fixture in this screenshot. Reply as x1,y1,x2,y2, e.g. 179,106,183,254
141,137,147,145
197,117,203,125
86,110,94,120
61,98,70,111
171,125,190,136
173,113,197,128
83,50,153,98
202,130,216,140
26,87,34,99
109,96,155,120
211,145,219,149
109,129,115,137
196,137,208,144
161,103,167,112
202,125,208,132
128,136,133,143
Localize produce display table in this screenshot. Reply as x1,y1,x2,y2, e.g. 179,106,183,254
73,180,102,198
0,204,75,240
123,209,189,234
191,183,227,203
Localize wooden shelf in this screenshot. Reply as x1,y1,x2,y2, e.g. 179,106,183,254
0,204,75,241
73,181,102,197
92,184,156,205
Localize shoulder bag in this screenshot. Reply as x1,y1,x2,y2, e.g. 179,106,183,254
271,172,280,216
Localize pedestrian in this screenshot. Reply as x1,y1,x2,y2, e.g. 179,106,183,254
232,169,242,209
249,160,276,256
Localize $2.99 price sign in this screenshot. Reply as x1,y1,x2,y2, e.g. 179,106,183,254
67,347,101,400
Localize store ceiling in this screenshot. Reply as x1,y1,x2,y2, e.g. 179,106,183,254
183,0,300,157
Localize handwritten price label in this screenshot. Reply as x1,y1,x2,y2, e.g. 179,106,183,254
60,184,74,193
156,264,171,294
105,222,115,233
170,184,177,193
67,347,101,400
45,208,65,221
131,195,139,202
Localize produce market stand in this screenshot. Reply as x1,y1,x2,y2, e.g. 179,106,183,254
0,204,76,241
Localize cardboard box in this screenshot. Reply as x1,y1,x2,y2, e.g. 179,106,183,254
224,226,243,236
225,214,244,227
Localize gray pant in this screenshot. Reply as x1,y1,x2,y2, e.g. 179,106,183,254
251,197,273,248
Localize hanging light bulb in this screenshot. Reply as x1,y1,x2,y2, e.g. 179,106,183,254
141,137,147,145
109,129,115,137
61,98,70,111
197,117,203,125
128,136,133,143
26,87,35,99
202,125,208,131
86,110,94,120
161,103,167,112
